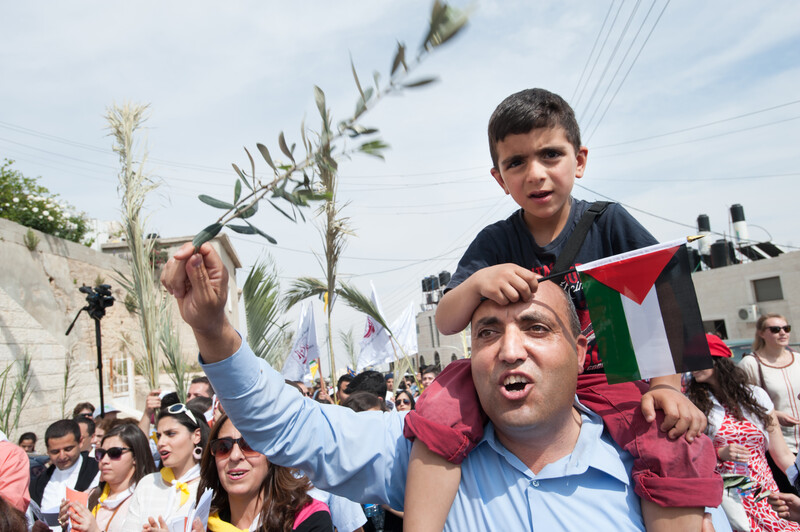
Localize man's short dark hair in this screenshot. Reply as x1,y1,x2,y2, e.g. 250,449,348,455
488,88,581,168
422,365,440,377
18,432,36,444
187,395,213,414
74,416,95,436
190,376,214,394
342,391,388,412
337,374,353,389
348,370,387,399
44,419,81,447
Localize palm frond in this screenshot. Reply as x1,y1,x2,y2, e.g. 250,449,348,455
336,281,392,333
160,307,188,403
338,328,359,370
243,257,289,367
284,277,328,311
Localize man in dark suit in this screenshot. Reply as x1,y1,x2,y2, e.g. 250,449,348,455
29,419,98,518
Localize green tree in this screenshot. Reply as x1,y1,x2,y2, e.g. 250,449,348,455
0,159,91,244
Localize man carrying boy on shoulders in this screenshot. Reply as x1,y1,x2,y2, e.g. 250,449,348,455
402,88,721,532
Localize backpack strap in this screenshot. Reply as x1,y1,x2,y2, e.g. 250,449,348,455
550,201,610,277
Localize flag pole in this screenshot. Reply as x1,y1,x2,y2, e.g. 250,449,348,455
538,236,703,283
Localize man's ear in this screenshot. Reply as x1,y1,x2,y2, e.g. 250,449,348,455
490,167,509,194
575,335,588,374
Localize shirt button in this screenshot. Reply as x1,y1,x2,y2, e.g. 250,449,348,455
531,480,539,487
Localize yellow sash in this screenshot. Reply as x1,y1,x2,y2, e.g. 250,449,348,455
160,467,191,507
207,512,249,532
91,484,111,516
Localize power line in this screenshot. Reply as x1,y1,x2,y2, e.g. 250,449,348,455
592,98,800,149
571,1,616,103
578,0,644,127
584,0,671,143
581,0,656,135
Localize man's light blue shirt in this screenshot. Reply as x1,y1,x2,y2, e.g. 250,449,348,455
203,338,648,531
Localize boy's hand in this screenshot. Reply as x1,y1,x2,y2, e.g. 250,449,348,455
641,383,707,442
471,264,539,306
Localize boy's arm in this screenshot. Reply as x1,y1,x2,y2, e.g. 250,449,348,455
642,374,707,442
435,264,539,335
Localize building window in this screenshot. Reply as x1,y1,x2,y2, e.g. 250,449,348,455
753,276,783,302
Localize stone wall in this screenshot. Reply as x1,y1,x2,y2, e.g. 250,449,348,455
0,218,240,451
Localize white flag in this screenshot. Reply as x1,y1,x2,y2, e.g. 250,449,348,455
282,301,321,384
357,283,394,371
390,302,418,356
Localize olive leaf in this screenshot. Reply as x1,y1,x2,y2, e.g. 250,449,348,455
257,143,276,171
234,179,242,204
192,223,222,248
198,195,234,210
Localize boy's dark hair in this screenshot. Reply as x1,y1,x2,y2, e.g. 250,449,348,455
348,370,387,399
72,401,95,418
18,432,36,444
74,415,96,436
488,88,581,168
190,375,214,394
342,391,388,412
44,419,81,446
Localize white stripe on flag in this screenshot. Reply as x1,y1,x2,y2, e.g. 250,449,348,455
621,285,676,379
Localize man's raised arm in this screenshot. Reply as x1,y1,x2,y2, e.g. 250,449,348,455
161,242,241,363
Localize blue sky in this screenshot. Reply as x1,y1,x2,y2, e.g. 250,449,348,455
3,1,799,373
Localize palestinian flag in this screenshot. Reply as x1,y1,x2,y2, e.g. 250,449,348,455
576,239,712,384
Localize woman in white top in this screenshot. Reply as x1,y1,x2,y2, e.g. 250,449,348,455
59,422,156,532
124,403,209,530
688,334,798,532
740,314,800,493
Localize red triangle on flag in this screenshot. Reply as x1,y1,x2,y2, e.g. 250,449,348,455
582,246,679,304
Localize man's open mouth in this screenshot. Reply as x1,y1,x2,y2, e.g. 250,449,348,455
503,375,530,392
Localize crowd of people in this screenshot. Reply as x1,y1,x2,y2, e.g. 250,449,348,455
2,87,798,532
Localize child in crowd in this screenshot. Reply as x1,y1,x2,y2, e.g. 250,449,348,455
402,88,721,531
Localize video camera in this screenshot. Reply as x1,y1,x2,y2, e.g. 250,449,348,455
79,284,115,320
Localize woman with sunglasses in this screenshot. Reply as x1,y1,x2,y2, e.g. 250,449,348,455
124,403,209,530
688,334,799,532
393,390,415,412
58,422,156,532
740,314,800,495
198,413,332,531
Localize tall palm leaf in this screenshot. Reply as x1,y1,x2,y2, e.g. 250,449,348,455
244,257,289,368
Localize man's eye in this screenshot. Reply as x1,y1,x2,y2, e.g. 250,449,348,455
527,324,550,334
477,329,496,339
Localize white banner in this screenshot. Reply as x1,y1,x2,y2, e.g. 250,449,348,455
390,302,418,356
282,301,321,384
357,283,394,371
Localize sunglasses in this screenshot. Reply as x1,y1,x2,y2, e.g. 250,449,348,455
766,325,791,334
209,437,261,458
395,398,411,406
95,447,132,462
166,403,199,427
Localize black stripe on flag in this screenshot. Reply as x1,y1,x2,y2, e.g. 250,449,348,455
654,245,712,372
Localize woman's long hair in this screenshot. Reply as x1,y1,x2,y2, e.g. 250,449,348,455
395,390,416,411
686,357,772,430
197,414,312,532
156,404,210,469
752,313,788,352
88,422,157,509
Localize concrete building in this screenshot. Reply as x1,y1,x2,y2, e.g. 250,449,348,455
693,249,800,342
415,307,469,371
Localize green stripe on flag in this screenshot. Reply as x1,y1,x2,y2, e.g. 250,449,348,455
581,273,641,383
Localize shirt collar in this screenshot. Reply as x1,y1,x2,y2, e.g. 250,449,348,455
477,396,631,486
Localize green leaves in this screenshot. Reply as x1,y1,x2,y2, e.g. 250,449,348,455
404,77,439,89
234,179,242,204
257,143,276,171
198,195,234,209
422,0,469,51
391,42,407,76
192,222,222,248
314,85,326,119
359,140,390,160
